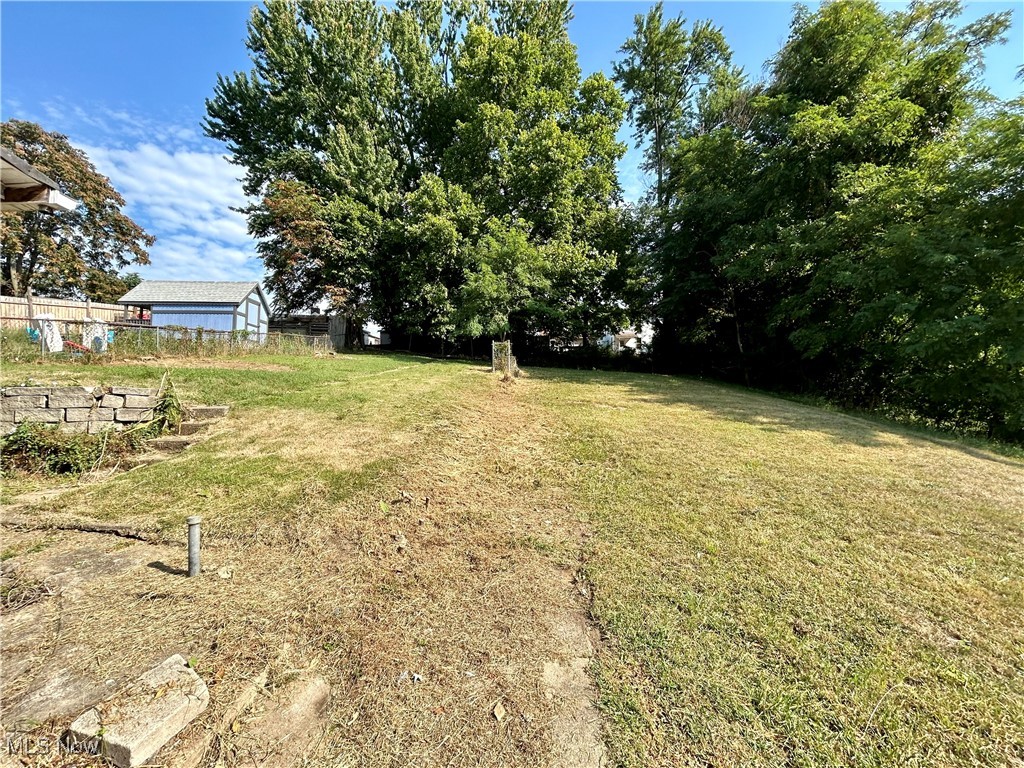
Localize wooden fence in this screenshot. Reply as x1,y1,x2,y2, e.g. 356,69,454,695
0,295,124,328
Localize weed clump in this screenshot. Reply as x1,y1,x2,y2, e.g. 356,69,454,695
0,563,55,610
0,422,154,476
151,374,183,431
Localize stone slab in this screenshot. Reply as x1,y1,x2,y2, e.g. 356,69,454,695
2,387,51,395
115,408,154,423
14,541,154,598
101,394,126,408
64,407,115,422
67,654,209,768
14,410,62,424
232,675,330,767
5,662,120,731
1,395,47,411
1,423,16,436
147,437,190,453
156,664,277,768
0,601,55,686
185,406,229,420
176,421,213,436
124,395,158,409
48,393,97,409
110,387,157,397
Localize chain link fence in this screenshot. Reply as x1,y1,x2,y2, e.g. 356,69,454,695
1,317,331,360
491,340,519,377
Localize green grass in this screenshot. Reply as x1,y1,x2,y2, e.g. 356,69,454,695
2,354,1021,766
529,368,1024,767
2,352,477,537
2,350,428,404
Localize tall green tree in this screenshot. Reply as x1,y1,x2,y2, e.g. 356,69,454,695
654,0,1020,437
206,0,398,316
440,12,627,343
613,2,730,208
207,0,627,348
0,120,154,301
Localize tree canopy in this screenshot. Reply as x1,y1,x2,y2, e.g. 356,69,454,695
1,119,154,302
613,2,732,208
206,0,627,347
641,0,1021,438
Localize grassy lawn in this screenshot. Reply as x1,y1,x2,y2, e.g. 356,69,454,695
530,368,1024,767
2,354,1021,767
1,353,467,523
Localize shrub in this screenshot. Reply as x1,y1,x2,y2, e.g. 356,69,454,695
1,422,155,476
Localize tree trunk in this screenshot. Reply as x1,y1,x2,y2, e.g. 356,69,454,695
727,285,750,388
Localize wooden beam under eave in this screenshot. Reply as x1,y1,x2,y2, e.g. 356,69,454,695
1,184,50,204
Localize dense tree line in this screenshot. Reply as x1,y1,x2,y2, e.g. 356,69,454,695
208,0,1022,440
641,1,1022,439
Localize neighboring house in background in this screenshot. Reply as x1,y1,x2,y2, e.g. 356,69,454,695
0,146,78,213
117,280,270,336
362,323,390,347
598,331,634,354
599,324,654,355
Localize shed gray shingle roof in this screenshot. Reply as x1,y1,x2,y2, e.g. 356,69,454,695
118,281,262,306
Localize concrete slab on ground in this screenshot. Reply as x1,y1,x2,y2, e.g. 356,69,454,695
1,532,173,728
13,541,153,598
67,654,209,768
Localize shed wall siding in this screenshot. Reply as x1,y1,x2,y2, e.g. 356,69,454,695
144,290,269,336
147,303,236,314
151,307,236,332
235,288,270,335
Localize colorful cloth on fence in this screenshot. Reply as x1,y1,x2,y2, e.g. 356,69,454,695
33,314,64,353
82,319,109,352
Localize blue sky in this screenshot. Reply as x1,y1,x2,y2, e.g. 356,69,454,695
2,1,1021,286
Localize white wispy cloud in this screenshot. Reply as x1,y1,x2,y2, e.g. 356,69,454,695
82,140,263,283
36,99,208,153
9,97,649,286
3,97,263,284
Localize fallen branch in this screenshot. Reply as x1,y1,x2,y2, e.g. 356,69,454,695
0,515,165,543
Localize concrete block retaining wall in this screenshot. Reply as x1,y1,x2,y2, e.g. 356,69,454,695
0,385,159,436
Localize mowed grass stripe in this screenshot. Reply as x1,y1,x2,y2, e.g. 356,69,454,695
528,368,1024,768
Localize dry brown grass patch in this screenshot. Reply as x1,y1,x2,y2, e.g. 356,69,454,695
1,368,604,767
